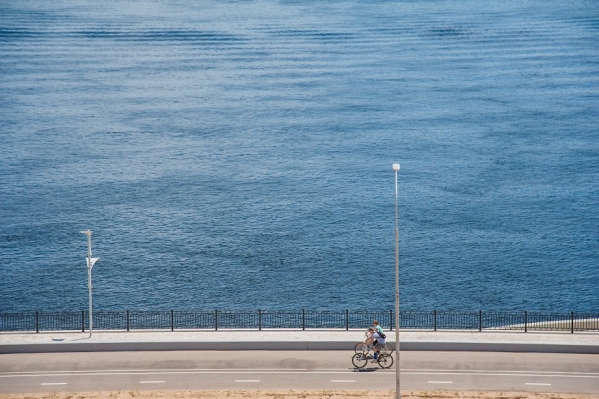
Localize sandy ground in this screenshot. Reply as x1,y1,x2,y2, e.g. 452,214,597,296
1,391,597,399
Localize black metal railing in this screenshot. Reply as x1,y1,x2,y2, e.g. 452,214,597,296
0,310,597,333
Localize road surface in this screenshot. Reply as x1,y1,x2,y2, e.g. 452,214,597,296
0,351,597,394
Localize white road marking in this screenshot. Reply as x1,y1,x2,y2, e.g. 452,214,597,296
526,383,552,386
2,371,597,379
4,368,598,376
331,380,356,382
41,383,67,385
139,381,164,384
235,380,260,383
428,381,453,384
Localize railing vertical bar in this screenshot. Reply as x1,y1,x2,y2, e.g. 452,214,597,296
126,310,130,332
434,310,437,331
35,311,39,333
258,309,262,331
171,310,174,331
346,309,349,331
302,309,305,331
82,310,85,332
524,311,528,333
571,311,574,333
215,309,218,331
390,309,393,331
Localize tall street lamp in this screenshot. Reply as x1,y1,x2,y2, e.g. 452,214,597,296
392,163,401,399
80,230,99,337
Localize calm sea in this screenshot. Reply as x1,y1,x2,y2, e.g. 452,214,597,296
1,0,597,313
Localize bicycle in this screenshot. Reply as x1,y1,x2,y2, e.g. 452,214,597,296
354,332,394,354
351,345,393,369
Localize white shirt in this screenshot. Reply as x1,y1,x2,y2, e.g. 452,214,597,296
372,332,386,344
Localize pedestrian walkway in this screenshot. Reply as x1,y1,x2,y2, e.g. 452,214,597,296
1,329,597,354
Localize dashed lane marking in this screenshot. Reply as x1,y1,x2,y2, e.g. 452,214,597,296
41,383,67,386
331,380,356,382
428,381,453,384
235,380,260,383
139,381,165,384
526,383,552,386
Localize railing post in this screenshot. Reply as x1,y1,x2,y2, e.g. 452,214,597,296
346,309,349,331
302,309,305,331
35,311,39,333
258,309,262,331
571,311,574,333
215,309,218,331
479,310,482,332
524,311,528,332
82,310,85,332
390,309,393,331
434,310,437,331
126,310,130,332
171,310,174,331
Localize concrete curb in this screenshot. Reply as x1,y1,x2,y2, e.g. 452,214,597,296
1,340,598,354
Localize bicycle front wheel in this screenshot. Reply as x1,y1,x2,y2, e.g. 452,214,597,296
352,353,368,368
354,342,366,353
377,353,394,369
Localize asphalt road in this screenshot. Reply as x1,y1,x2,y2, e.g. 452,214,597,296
0,351,597,394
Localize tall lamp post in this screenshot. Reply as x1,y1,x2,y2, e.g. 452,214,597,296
80,230,99,337
392,163,401,399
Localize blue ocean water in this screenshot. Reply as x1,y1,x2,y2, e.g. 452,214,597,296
0,0,597,313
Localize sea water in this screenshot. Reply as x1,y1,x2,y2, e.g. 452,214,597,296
0,0,597,313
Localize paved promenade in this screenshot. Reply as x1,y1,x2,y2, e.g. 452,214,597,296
1,329,597,354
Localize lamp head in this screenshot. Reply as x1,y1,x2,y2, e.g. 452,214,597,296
392,163,400,171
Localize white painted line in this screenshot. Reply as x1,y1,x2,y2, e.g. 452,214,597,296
0,368,599,378
2,371,597,379
331,380,356,382
428,381,453,384
139,381,165,384
41,383,67,386
403,368,599,375
235,380,260,383
526,383,552,386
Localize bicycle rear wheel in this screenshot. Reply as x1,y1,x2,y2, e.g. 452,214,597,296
377,353,393,369
382,342,394,354
351,353,368,368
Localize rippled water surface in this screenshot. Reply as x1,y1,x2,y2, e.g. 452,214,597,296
1,0,598,313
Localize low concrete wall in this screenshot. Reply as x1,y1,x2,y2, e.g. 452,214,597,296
399,341,599,354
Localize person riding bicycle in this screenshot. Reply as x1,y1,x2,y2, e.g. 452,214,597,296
365,327,386,362
372,320,385,336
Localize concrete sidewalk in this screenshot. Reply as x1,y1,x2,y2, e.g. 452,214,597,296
0,329,597,354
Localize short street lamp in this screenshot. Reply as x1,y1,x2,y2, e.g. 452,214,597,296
392,163,401,399
80,230,99,337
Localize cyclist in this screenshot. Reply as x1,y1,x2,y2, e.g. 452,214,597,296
365,327,386,362
372,319,385,336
